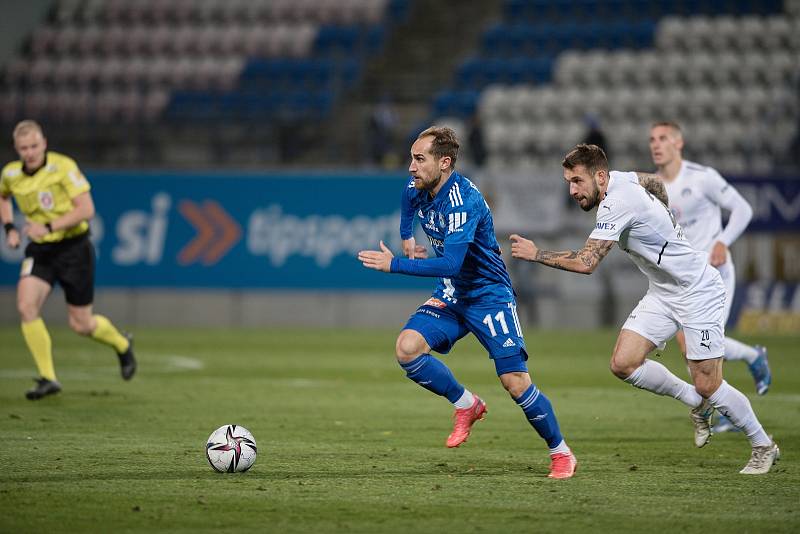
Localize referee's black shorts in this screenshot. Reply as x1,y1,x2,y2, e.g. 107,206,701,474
23,232,94,306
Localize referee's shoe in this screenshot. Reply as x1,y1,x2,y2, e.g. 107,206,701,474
117,333,137,380
26,378,62,400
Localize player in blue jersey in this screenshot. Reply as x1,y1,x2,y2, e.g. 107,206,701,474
358,126,576,479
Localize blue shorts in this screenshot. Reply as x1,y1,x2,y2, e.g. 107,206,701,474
403,296,528,375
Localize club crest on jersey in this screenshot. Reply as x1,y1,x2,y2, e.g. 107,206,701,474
38,190,54,210
424,210,439,231
423,297,447,309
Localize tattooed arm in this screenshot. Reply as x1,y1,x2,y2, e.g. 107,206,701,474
510,234,615,274
636,172,669,206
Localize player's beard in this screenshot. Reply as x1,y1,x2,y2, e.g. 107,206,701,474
579,180,602,212
416,170,443,193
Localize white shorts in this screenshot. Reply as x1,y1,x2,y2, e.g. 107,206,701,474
622,271,726,361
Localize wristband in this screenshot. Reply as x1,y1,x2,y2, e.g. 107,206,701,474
3,222,15,235
45,222,53,233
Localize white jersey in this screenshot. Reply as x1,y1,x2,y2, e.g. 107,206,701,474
590,171,714,300
662,160,753,253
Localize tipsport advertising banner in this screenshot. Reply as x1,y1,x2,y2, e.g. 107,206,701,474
0,171,430,290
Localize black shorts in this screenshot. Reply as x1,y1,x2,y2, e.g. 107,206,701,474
23,232,94,306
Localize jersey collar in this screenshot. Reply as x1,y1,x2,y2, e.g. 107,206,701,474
22,153,48,176
430,170,459,203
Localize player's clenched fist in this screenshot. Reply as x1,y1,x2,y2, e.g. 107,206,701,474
510,233,538,262
358,240,394,272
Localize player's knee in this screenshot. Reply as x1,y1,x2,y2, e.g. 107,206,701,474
694,376,721,398
68,314,93,335
16,300,39,322
609,355,634,380
499,372,530,398
395,331,425,363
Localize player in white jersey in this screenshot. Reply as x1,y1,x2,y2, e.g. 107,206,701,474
510,144,778,474
650,121,772,433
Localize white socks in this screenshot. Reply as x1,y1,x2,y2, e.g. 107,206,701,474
549,439,571,456
625,362,771,448
624,359,703,408
453,389,475,409
724,337,759,364
708,381,771,447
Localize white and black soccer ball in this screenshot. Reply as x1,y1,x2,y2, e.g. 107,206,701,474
205,424,257,473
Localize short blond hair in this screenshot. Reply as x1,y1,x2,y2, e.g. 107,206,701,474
13,120,44,140
651,121,682,138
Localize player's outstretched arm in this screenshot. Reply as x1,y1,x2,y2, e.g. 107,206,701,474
636,172,669,206
510,234,614,274
358,240,394,272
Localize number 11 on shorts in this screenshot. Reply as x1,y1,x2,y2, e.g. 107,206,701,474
483,311,509,337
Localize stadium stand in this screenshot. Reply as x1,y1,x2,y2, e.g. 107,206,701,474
0,0,797,172
427,0,799,175
0,0,408,126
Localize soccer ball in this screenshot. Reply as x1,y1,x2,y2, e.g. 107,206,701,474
205,424,257,473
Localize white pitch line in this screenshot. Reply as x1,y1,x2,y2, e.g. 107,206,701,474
0,354,205,379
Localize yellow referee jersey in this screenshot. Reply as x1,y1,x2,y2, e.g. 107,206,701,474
0,151,91,243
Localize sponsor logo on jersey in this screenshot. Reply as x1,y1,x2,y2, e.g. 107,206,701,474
424,297,447,309
595,222,615,231
502,338,516,348
38,190,54,210
426,235,444,248
681,187,692,197
68,170,88,188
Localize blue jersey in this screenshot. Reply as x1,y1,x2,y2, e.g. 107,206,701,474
392,171,514,304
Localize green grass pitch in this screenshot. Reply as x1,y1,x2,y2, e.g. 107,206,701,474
1,326,798,533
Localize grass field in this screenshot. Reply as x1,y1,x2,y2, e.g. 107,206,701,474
0,326,798,533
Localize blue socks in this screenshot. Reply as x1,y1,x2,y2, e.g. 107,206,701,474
400,357,565,450
515,384,564,449
400,354,465,403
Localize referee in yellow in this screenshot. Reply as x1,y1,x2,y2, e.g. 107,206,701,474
1,120,136,399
